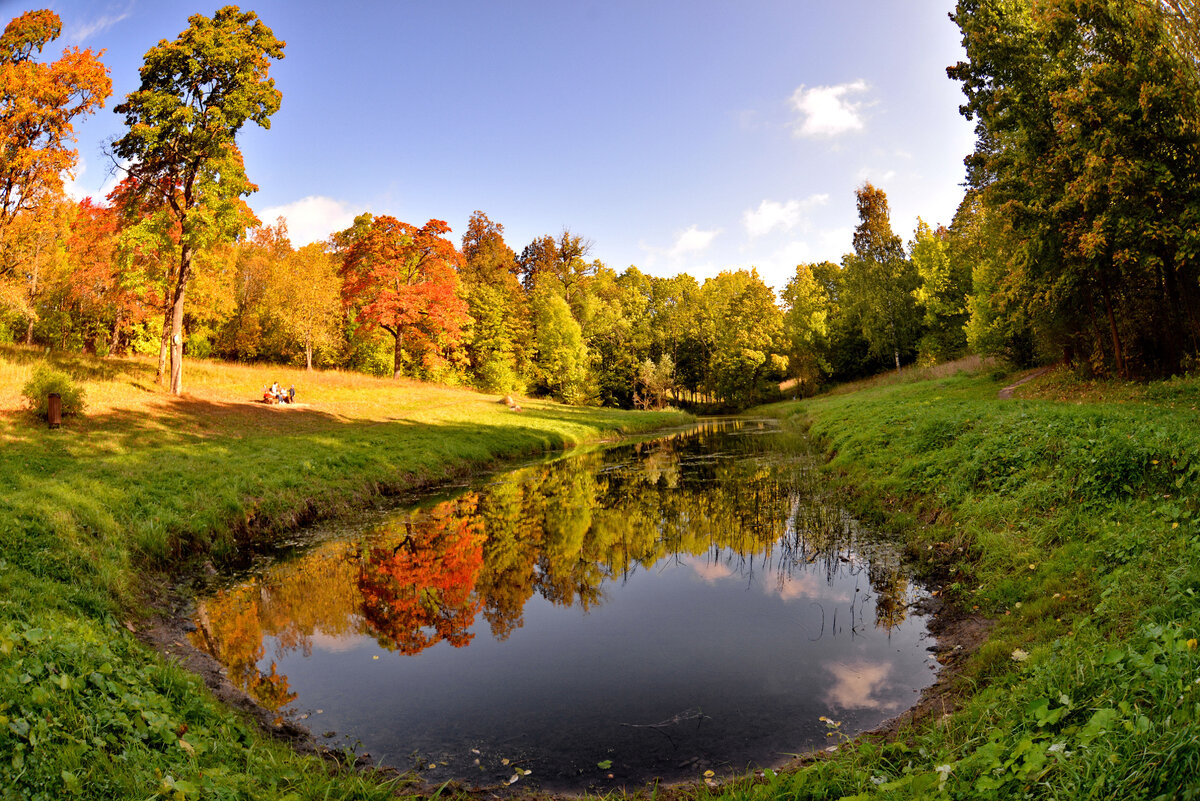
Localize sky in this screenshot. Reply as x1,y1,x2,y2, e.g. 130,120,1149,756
11,0,977,292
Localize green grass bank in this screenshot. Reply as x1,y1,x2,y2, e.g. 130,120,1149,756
0,345,689,800
700,367,1200,800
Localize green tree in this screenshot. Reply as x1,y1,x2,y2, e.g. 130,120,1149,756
112,6,284,394
910,218,970,362
950,0,1200,375
781,262,831,393
531,289,588,403
460,211,527,392
699,269,787,406
842,183,921,371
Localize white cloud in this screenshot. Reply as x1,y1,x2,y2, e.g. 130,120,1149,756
63,155,123,203
257,196,358,246
66,5,133,43
790,80,870,138
855,166,897,185
668,224,719,260
825,660,901,711
775,240,813,267
743,195,829,238
818,227,853,262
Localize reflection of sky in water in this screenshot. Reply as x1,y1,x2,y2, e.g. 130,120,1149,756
193,421,936,791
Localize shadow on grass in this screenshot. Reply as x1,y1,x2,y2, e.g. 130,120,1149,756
2,391,686,565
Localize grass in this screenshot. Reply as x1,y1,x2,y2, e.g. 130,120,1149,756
7,344,1200,799
0,344,689,800
697,365,1200,800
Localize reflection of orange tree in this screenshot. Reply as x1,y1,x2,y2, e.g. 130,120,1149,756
357,497,487,655
192,588,297,711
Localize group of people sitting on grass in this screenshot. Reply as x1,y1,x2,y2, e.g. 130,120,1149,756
262,381,296,404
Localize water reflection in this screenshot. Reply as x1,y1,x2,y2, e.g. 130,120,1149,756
191,420,934,787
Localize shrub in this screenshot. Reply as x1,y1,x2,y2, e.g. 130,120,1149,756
22,365,86,419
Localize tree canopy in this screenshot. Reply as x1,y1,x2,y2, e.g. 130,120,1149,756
111,5,284,393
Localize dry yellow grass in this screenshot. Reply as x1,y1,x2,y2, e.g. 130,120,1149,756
0,345,612,443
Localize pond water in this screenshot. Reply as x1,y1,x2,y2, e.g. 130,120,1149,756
190,419,937,791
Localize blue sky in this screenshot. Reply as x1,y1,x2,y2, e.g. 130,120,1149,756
21,0,975,291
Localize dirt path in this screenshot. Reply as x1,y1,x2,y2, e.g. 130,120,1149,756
998,366,1053,399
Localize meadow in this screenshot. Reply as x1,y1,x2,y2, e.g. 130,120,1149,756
0,345,688,800
4,346,1200,800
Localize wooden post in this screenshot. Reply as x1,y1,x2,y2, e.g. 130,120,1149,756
47,393,61,429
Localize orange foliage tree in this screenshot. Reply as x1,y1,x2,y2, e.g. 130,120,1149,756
64,198,155,353
356,501,486,655
0,9,110,278
339,215,469,379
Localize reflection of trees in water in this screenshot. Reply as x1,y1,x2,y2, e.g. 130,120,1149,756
356,499,486,655
192,422,915,706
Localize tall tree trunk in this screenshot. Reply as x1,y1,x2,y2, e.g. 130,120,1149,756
109,313,122,355
305,338,313,371
392,327,404,379
24,243,39,346
168,245,194,396
157,284,171,385
1097,268,1126,379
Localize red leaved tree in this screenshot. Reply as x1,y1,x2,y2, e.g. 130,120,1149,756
356,500,486,656
339,215,468,379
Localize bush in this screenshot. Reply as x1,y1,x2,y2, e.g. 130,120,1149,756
22,365,86,419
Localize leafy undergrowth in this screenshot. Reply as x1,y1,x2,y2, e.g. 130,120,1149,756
708,367,1200,800
0,346,689,800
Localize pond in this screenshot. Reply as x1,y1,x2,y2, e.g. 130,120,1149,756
190,419,937,791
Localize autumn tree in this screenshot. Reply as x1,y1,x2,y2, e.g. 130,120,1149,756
63,198,156,353
217,218,289,360
269,241,342,370
842,183,920,371
460,211,527,392
0,10,110,277
518,229,594,308
112,6,284,394
339,214,469,379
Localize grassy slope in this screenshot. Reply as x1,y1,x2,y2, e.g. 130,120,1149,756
0,346,689,800
704,366,1200,800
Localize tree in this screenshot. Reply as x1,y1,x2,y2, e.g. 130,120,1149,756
842,183,921,371
0,10,110,276
269,241,342,370
950,0,1200,375
63,198,156,354
460,211,527,392
781,262,831,393
910,218,970,362
531,289,588,403
112,6,284,394
217,218,289,361
518,229,594,307
339,215,468,379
